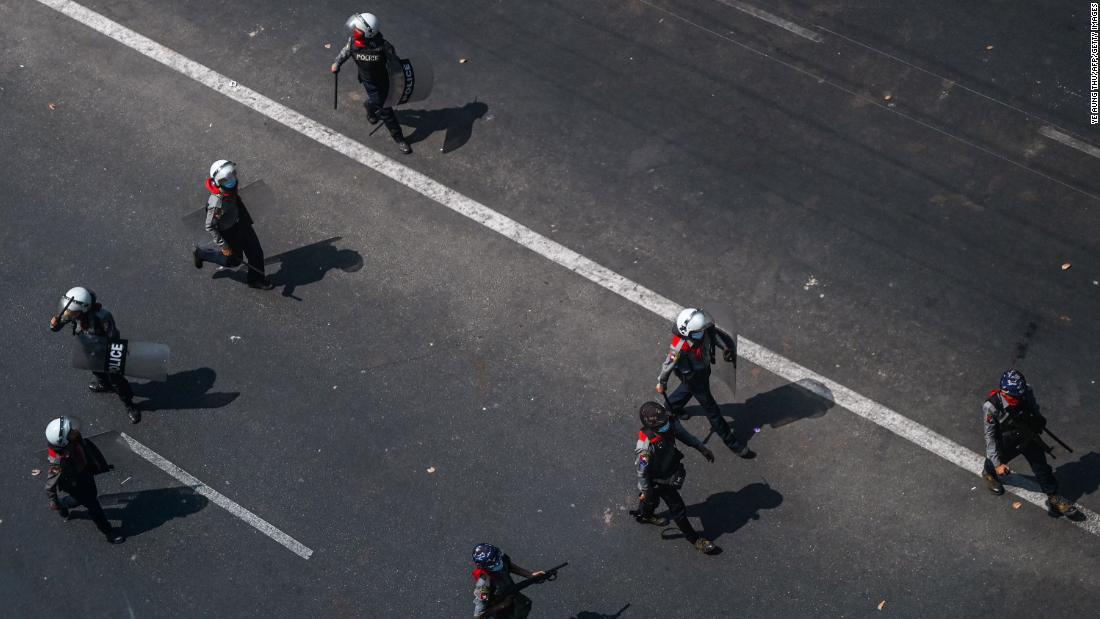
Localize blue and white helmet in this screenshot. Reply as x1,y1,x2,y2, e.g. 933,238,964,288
472,543,502,569
1000,369,1028,397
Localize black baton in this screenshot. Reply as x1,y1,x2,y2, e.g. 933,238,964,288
333,70,338,110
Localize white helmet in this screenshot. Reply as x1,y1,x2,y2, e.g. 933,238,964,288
208,159,237,188
676,308,713,337
45,416,80,447
346,12,380,39
58,286,96,315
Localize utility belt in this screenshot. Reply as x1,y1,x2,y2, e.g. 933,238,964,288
674,365,710,382
650,463,686,489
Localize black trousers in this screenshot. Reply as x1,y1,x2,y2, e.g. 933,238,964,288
197,223,267,284
91,371,133,404
639,484,699,544
66,478,114,538
983,441,1058,495
667,372,742,451
362,79,405,140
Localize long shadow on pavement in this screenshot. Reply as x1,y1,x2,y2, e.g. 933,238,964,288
67,487,208,538
1055,451,1100,502
131,368,239,412
264,236,364,301
572,603,631,618
398,100,489,153
682,483,783,543
679,379,835,444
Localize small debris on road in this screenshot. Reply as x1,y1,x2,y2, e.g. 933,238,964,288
1061,262,1071,270
883,94,893,102
229,335,241,341
47,102,57,110
31,468,41,476
877,600,886,610
459,58,468,64
324,42,332,49
1012,501,1022,509
120,476,132,485
985,44,994,51
426,466,436,474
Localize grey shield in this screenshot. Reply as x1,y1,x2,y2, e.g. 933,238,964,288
383,56,435,108
180,179,273,228
72,335,170,382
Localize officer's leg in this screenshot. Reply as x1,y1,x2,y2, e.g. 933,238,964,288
1020,443,1059,495
691,376,744,452
196,242,240,268
666,380,694,415
71,487,114,537
638,490,661,518
239,225,267,284
660,486,699,544
377,104,405,141
89,371,112,392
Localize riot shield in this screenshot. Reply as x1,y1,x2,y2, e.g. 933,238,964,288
71,334,169,382
180,179,273,228
383,57,435,108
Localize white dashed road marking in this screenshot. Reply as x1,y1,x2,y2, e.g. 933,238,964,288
1039,125,1100,159
713,0,824,42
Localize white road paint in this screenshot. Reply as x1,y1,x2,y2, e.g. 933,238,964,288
39,0,1099,537
121,433,314,559
1039,126,1100,160
714,0,824,42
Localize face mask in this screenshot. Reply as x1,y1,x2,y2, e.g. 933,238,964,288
489,558,504,572
690,331,704,340
221,177,238,189
657,421,670,433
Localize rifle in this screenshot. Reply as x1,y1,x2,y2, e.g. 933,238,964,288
1044,428,1074,454
500,562,568,596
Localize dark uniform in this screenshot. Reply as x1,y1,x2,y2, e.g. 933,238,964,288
196,177,271,288
333,33,410,150
472,554,533,619
658,325,750,457
51,303,137,415
981,383,1078,517
46,436,123,543
634,404,718,554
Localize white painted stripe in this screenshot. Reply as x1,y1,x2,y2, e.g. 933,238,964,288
40,0,1099,537
714,0,824,42
1039,125,1100,160
120,433,314,559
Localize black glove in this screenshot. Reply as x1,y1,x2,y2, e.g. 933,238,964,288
723,349,735,363
699,446,715,463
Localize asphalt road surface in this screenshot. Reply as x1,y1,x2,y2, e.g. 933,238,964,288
2,1,1099,616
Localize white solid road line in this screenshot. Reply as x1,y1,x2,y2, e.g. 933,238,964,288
121,433,314,559
1039,126,1100,160
39,0,1098,537
714,0,824,42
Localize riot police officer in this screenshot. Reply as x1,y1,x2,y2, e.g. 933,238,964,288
44,417,125,544
981,369,1080,518
633,401,719,555
471,544,546,619
49,286,140,423
192,160,274,290
330,12,412,154
656,308,753,458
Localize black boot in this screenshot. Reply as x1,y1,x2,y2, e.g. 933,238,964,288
192,246,204,269
88,380,112,393
248,278,275,290
982,473,1005,495
730,440,756,459
1046,494,1081,519
396,138,412,155
126,402,141,424
106,529,125,544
